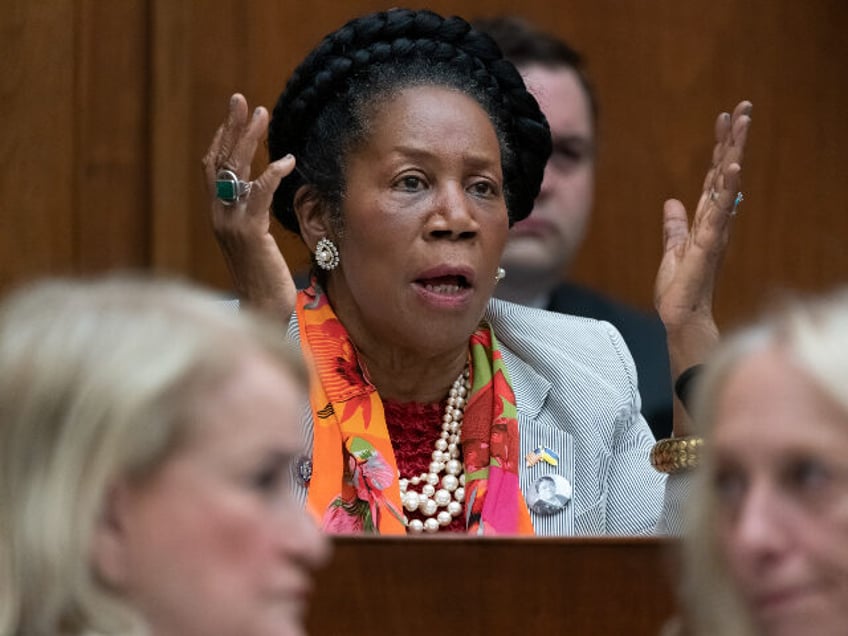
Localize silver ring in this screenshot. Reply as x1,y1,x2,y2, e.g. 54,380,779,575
215,169,251,206
730,191,744,216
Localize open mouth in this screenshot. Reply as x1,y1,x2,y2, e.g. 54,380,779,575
416,274,471,295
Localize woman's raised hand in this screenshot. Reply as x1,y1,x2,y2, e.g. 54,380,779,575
202,93,298,321
654,101,752,425
655,101,752,356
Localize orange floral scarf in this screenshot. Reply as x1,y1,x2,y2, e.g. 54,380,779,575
297,283,533,535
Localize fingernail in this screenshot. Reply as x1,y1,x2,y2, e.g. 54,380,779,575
284,153,294,161
254,107,262,117
722,113,731,120
230,94,239,106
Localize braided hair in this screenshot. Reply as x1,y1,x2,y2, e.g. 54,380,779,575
268,8,551,236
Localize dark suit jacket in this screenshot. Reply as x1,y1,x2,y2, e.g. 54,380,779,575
547,282,672,440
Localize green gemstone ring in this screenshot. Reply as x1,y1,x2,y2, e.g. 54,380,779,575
215,169,251,206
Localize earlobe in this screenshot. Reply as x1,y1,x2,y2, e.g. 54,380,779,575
293,185,332,251
90,482,131,589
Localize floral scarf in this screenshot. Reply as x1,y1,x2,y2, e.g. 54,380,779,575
297,283,533,535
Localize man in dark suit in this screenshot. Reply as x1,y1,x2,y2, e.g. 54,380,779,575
475,17,672,439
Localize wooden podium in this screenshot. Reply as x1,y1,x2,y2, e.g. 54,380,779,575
306,536,680,635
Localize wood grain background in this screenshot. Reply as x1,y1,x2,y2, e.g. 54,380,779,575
3,0,847,328
307,536,679,635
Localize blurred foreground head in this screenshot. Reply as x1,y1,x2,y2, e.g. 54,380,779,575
686,289,848,636
0,276,328,636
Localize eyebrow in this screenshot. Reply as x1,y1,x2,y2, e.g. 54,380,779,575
390,145,501,168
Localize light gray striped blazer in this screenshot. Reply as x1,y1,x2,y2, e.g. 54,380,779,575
284,297,687,536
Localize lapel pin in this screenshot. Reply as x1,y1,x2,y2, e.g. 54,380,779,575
525,450,542,467
527,473,572,516
537,445,560,466
526,445,559,468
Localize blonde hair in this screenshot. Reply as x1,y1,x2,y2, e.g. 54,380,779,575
683,288,848,635
0,276,304,636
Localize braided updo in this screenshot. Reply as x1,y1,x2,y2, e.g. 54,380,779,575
268,8,551,235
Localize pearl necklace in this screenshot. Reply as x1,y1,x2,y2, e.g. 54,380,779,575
399,366,470,534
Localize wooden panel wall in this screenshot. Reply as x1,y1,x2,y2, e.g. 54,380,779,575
1,0,149,291
3,0,847,328
2,1,77,287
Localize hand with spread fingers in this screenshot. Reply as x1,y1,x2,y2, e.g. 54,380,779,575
188,6,739,542
654,100,752,431
202,93,298,321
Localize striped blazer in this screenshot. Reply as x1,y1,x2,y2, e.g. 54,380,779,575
285,297,687,536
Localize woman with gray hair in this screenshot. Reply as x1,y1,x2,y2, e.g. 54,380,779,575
682,289,848,635
0,277,328,636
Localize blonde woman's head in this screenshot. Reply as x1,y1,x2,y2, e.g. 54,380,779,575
685,289,848,636
0,276,327,636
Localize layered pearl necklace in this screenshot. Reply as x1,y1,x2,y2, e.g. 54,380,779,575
399,366,470,533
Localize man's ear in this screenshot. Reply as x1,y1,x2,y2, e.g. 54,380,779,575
90,481,133,589
293,185,333,251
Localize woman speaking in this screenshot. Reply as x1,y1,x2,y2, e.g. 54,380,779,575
203,8,750,536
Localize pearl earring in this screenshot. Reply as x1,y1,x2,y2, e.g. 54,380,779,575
314,237,340,271
495,267,506,282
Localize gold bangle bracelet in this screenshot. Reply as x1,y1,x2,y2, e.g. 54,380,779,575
650,436,704,474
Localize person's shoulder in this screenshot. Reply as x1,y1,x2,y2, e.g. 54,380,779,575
485,297,636,383
546,282,673,438
485,296,617,345
486,299,641,442
547,281,668,358
547,281,663,334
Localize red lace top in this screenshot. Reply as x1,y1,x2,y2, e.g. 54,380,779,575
383,399,465,533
